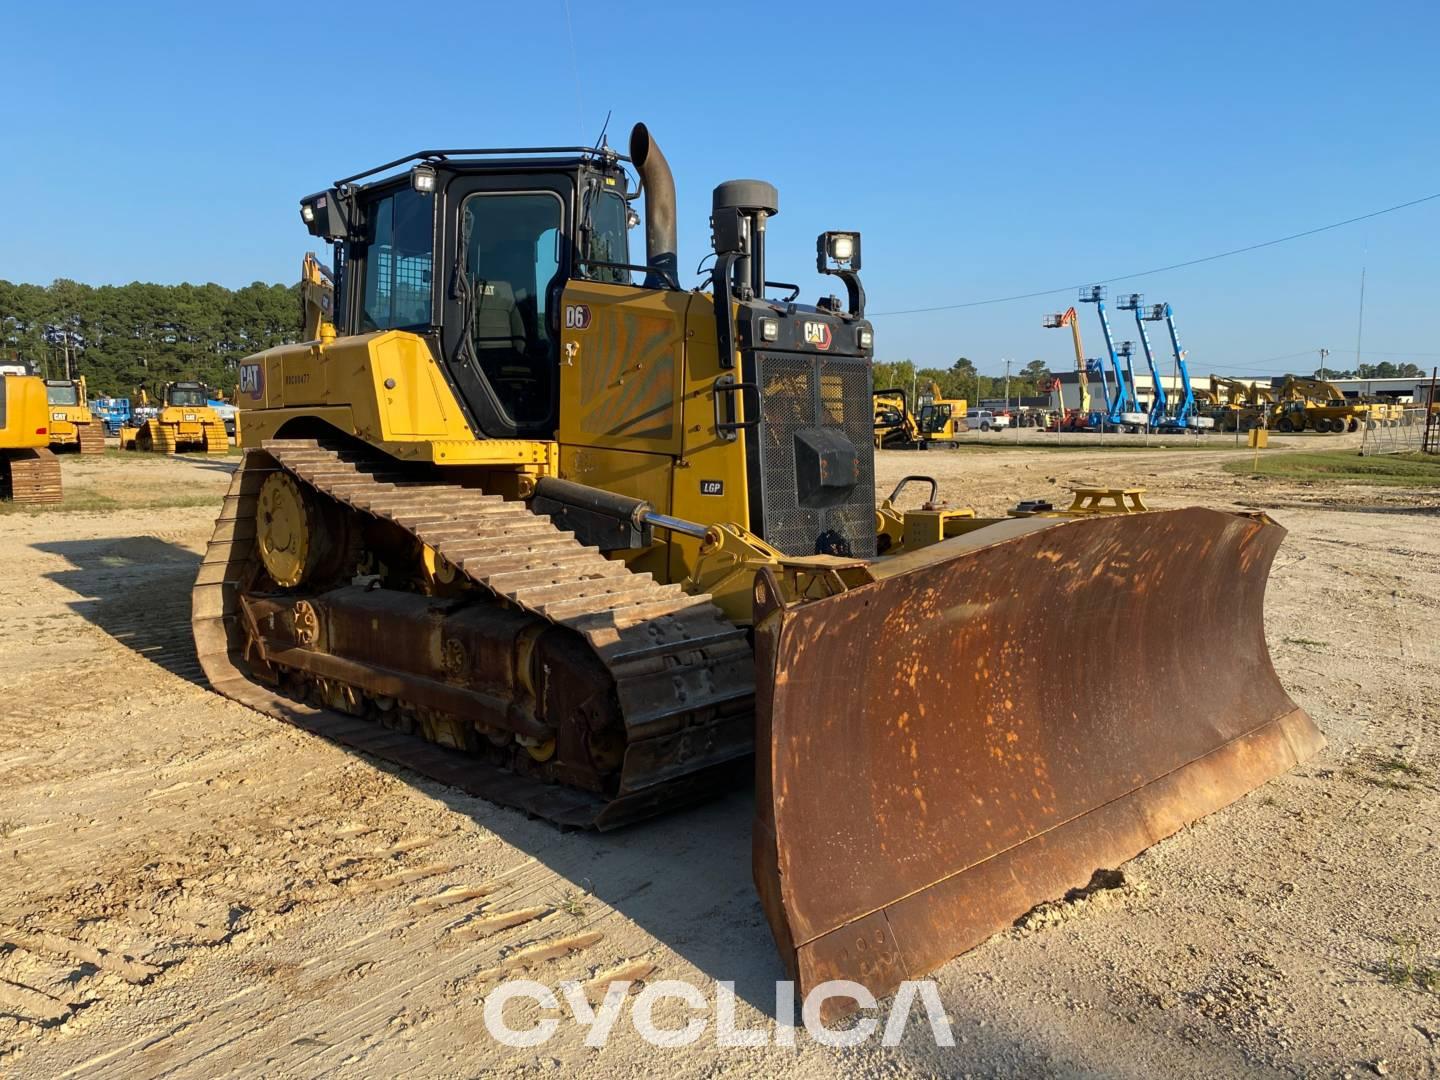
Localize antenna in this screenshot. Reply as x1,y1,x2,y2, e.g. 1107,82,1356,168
593,109,613,151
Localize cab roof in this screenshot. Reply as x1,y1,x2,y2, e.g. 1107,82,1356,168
334,145,628,190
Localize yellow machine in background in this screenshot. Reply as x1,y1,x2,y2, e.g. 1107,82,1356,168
44,376,107,454
915,380,969,445
873,388,921,448
124,381,229,453
1,374,63,504
1208,375,1272,432
191,122,1320,1008
1270,375,1363,433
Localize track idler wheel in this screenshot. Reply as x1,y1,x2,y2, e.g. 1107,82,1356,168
256,472,350,588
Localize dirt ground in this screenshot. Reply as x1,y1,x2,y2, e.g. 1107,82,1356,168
1,443,1437,1078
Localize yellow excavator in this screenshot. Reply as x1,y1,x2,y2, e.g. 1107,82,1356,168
1,369,63,504
123,381,230,453
44,376,107,454
192,124,1321,1007
915,380,969,444
1209,375,1272,432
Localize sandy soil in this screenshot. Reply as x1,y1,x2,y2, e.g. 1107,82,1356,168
1,447,1437,1078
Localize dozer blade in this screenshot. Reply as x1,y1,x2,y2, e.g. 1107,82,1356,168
752,507,1323,1008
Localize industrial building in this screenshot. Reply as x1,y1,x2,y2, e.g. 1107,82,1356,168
1041,371,1437,413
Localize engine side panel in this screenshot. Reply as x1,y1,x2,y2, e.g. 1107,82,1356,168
236,331,553,469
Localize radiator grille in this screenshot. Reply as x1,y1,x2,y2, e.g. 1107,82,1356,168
748,351,877,558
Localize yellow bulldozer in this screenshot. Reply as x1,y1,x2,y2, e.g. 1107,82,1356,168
122,381,230,453
192,124,1321,1006
1,371,63,504
44,376,107,454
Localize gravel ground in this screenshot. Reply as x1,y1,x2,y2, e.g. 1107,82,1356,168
0,446,1436,1078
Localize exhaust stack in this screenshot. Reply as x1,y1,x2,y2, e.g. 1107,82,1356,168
629,123,677,289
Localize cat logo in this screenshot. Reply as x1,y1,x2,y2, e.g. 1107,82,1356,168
239,363,264,400
802,321,832,351
564,304,592,330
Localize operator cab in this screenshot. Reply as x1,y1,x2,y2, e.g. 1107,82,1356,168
167,382,211,408
45,380,80,406
300,144,639,441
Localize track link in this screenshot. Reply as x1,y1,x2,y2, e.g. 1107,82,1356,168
77,419,106,454
3,448,62,504
193,439,756,827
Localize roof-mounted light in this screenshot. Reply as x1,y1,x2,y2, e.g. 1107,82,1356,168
410,164,437,194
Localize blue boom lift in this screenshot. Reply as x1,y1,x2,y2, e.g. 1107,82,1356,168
1078,286,1145,428
1150,302,1211,429
1117,293,1168,427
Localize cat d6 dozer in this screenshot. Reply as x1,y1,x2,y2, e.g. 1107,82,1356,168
125,381,229,453
1,371,63,504
45,376,107,454
192,124,1322,1007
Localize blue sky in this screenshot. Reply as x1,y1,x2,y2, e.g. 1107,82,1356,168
4,1,1437,377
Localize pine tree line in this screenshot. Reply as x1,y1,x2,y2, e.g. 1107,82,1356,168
1,278,301,398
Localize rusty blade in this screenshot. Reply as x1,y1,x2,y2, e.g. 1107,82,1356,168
752,507,1324,1007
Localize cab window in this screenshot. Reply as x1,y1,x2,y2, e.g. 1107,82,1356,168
460,191,564,425
169,387,208,407
362,188,434,331
46,383,79,406
578,189,631,285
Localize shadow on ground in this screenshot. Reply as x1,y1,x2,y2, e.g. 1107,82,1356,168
37,536,208,685
35,534,785,1010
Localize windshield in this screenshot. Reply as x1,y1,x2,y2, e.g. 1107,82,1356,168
169,387,208,407
578,188,631,285
46,383,79,406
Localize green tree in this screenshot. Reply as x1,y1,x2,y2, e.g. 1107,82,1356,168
0,276,304,397
1021,359,1052,394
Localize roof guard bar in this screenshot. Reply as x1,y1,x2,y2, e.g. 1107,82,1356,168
334,146,629,188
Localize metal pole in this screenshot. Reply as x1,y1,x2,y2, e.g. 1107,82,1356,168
1004,359,1011,414
1319,347,1329,383
1354,269,1366,374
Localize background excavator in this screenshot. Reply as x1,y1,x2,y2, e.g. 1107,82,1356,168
191,123,1321,1007
1209,375,1272,431
1,363,63,504
44,376,107,454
